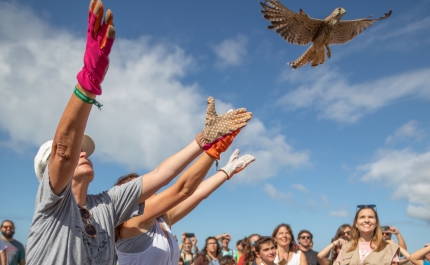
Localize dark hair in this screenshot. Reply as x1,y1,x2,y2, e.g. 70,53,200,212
243,233,260,263
114,173,139,186
219,255,236,265
1,220,14,227
114,173,140,242
237,237,247,249
332,224,351,241
199,237,222,262
272,223,298,253
298,230,313,240
179,256,184,265
254,236,276,253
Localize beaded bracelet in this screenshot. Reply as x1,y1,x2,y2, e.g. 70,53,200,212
73,87,103,110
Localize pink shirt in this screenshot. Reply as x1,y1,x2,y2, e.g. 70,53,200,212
336,242,399,265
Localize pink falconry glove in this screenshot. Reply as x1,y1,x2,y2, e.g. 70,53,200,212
77,4,114,95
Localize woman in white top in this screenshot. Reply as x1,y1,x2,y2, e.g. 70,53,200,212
115,147,255,265
272,224,307,265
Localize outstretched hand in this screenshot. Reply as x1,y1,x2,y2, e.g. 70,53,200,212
77,0,115,95
200,97,252,149
220,149,255,179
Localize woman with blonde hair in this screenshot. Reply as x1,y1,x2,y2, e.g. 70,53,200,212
335,205,400,265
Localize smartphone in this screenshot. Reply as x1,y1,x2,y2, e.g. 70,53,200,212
184,233,195,238
380,226,389,231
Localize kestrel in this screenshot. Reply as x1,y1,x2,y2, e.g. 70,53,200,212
260,0,392,69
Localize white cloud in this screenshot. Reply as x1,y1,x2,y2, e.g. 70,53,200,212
263,183,330,210
292,184,309,193
386,120,424,144
211,35,248,69
231,119,310,184
356,148,430,222
0,2,309,180
263,183,295,204
329,209,349,218
277,67,430,123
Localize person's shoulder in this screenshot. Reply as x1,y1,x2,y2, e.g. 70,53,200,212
310,249,318,255
11,239,25,248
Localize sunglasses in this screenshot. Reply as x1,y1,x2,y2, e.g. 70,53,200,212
382,232,391,236
342,231,351,235
300,236,311,240
79,206,97,238
356,204,377,212
1,226,14,229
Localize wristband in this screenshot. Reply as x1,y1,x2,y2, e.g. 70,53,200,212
74,87,103,110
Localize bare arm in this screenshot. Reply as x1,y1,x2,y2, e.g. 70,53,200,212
167,149,255,225
410,244,430,265
167,170,228,225
138,140,204,204
1,251,6,265
19,259,25,265
390,227,407,250
300,251,308,265
49,0,114,195
317,242,335,265
134,150,213,220
49,85,94,195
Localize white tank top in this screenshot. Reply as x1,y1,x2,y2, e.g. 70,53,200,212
274,250,301,265
116,217,180,265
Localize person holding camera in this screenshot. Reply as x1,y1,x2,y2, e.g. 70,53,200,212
180,233,199,265
216,233,237,260
381,226,407,250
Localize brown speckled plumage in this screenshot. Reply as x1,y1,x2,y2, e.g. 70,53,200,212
260,0,392,69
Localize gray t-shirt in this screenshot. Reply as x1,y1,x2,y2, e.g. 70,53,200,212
26,165,144,265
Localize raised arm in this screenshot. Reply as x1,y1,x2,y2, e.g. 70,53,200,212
167,149,255,225
390,226,407,250
137,97,252,204
131,152,215,225
317,242,335,265
49,0,114,195
410,244,430,265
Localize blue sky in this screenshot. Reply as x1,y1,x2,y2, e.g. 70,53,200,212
1,0,429,253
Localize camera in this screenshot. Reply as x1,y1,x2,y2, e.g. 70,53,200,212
184,233,195,238
380,226,389,232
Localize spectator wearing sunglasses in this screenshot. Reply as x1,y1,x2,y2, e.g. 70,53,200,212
410,244,430,265
332,224,352,241
381,226,407,250
1,220,25,265
335,205,400,265
272,224,307,265
298,230,320,265
216,233,237,260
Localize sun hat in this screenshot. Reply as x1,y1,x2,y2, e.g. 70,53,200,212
34,134,95,182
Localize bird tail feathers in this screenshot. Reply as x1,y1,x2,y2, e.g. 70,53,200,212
289,45,326,69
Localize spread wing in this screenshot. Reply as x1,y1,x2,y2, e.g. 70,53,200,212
260,0,324,45
330,10,392,45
